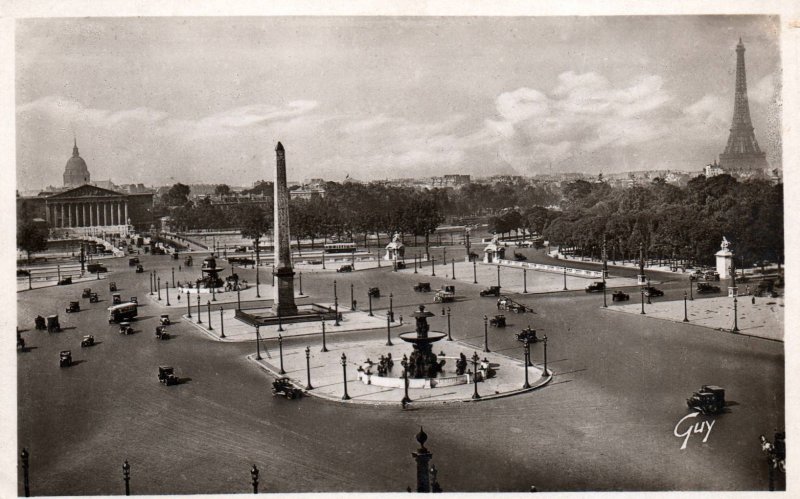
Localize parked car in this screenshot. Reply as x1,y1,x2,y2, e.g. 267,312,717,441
703,270,720,281
109,281,117,292
130,296,138,304
585,281,606,293
112,293,122,305
87,263,107,273
413,282,432,292
516,327,539,343
612,291,630,302
17,269,30,277
337,264,353,273
135,264,144,273
80,335,95,347
65,301,81,313
160,314,171,325
686,385,725,414
58,277,72,286
434,285,455,303
158,366,179,386
643,286,664,297
513,252,527,261
489,314,506,328
368,287,381,298
34,315,46,330
46,315,61,333
155,326,170,340
129,257,140,266
272,377,302,399
59,350,72,367
480,286,502,297
396,262,407,270
81,288,92,298
696,283,721,294
89,292,100,303
118,322,134,335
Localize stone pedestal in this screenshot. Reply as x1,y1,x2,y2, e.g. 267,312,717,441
637,274,647,285
728,286,739,297
716,249,733,279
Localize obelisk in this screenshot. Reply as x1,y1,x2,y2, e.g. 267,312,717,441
272,142,298,316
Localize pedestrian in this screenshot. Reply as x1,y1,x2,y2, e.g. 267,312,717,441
496,299,501,310
399,314,403,326
179,265,182,271
752,296,756,305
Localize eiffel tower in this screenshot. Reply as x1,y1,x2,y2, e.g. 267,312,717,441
718,38,768,174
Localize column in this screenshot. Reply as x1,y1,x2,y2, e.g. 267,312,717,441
45,203,50,224
82,204,87,227
60,204,64,228
97,203,102,226
67,203,72,227
124,201,129,226
104,202,109,226
89,203,94,227
117,201,121,227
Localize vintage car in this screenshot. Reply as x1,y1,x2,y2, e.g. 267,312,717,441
159,314,171,326
109,281,118,292
87,263,107,273
135,264,144,273
130,296,138,304
756,280,779,298
612,291,630,302
643,286,664,298
158,366,179,386
119,322,134,335
129,257,140,266
337,264,353,273
46,315,62,333
89,292,100,303
155,326,170,340
413,282,432,292
516,327,539,343
81,288,92,298
17,269,30,277
702,270,720,281
513,252,527,261
57,277,73,286
434,285,456,303
396,262,407,270
65,301,81,313
585,281,606,293
368,287,381,298
696,282,721,294
34,315,47,330
498,296,531,314
172,252,180,260
272,377,302,399
112,293,122,305
489,314,506,328
108,302,138,323
480,286,502,297
59,350,72,367
184,256,193,267
689,269,705,281
80,335,95,347
686,385,726,414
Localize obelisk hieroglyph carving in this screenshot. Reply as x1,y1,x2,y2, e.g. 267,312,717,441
272,141,298,316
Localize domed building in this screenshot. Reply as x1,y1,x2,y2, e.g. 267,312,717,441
63,138,91,187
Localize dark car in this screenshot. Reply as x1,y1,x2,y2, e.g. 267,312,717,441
696,282,721,294
413,282,431,292
47,315,62,333
82,288,92,298
158,366,179,386
513,252,527,261
272,377,302,399
129,257,140,266
59,350,72,367
80,335,95,347
643,286,664,297
585,281,606,293
337,265,353,273
87,263,107,273
112,293,122,305
89,292,99,303
135,264,144,273
489,314,506,328
58,277,72,286
480,286,502,297
109,281,117,292
612,291,630,302
65,301,81,313
686,385,725,414
368,287,380,298
516,327,539,343
17,269,30,277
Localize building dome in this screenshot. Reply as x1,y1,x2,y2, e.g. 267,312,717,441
63,138,91,187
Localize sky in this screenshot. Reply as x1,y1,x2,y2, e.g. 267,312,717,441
15,15,782,191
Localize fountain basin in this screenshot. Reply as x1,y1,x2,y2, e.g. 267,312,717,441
398,331,447,344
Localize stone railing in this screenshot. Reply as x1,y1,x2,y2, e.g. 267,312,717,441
493,258,603,279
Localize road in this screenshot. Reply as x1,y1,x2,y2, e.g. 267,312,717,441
17,248,784,494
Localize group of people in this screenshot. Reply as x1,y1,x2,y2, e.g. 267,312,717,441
359,353,395,377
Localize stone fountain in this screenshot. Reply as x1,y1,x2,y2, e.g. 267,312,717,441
398,305,447,378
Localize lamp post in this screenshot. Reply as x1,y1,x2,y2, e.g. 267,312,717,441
212,280,216,301
431,257,436,277
523,268,528,294
563,264,567,290
451,259,455,280
443,246,447,266
255,325,262,360
172,267,175,288
278,334,285,374
473,259,477,284
496,264,501,287
122,459,130,496
341,353,351,400
334,296,340,327
220,307,226,338
689,275,694,301
350,283,355,310
298,272,303,295
446,308,452,341
389,293,394,322
471,352,481,399
522,338,531,389
305,346,313,390
187,290,192,318
683,292,689,322
207,301,213,330
542,334,548,376
255,261,260,298
149,271,153,295
483,315,490,353
251,464,259,494
401,354,411,407
322,251,326,269
196,294,202,323
20,448,29,497
368,291,374,317
732,295,740,332
237,287,241,311
640,288,645,314
413,254,418,274
386,312,393,346
166,282,171,306
157,277,162,301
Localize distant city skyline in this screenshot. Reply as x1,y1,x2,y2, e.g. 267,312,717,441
16,16,781,192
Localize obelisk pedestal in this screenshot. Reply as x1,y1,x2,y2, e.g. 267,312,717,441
272,142,298,316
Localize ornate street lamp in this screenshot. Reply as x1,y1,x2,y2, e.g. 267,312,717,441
321,320,328,352
451,259,455,280
197,294,202,323
563,264,567,291
689,275,694,301
166,282,171,306
414,254,418,274
255,260,260,298
157,277,162,301
401,354,411,407
122,459,130,496
431,257,436,277
207,300,213,330
386,312,393,346
471,352,481,400
496,265,501,287
250,464,259,494
219,307,226,338
255,325,262,360
389,292,394,322
640,288,646,315
20,448,30,497
237,287,241,311
522,338,531,389
473,259,477,284
187,290,192,318
341,353,351,400
683,291,689,322
368,291,374,317
171,267,175,288
278,334,285,374
483,315,490,353
305,346,313,390
299,272,303,295
732,295,740,333
350,283,355,310
523,268,528,294
542,334,548,376
446,308,452,341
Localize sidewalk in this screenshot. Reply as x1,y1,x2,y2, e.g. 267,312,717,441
17,272,107,292
609,295,784,342
247,336,553,405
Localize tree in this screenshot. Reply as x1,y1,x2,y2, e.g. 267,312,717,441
240,206,272,267
163,183,191,207
215,184,231,197
17,220,49,262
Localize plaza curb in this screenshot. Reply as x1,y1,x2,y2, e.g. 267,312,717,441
600,304,784,343
246,353,554,406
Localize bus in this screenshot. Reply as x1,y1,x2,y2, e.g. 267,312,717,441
108,302,138,323
324,242,357,254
